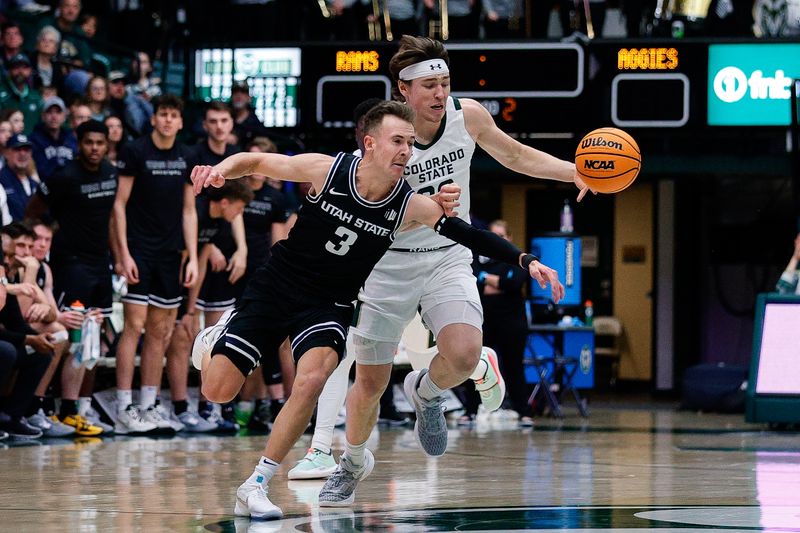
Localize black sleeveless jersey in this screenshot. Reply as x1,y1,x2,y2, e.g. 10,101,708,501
260,152,414,303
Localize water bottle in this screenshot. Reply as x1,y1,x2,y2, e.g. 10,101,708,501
68,300,86,343
584,299,594,327
560,199,573,233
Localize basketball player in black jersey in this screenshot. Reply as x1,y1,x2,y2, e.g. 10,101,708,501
190,101,564,520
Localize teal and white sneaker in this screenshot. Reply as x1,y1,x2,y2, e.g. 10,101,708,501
288,447,337,480
191,309,234,371
473,347,506,413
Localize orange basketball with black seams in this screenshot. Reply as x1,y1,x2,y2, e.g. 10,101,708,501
575,128,641,194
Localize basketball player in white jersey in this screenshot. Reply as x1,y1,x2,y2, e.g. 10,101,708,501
318,35,590,506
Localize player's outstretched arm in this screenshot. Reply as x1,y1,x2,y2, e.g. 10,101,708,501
404,194,565,303
461,98,592,201
190,153,334,196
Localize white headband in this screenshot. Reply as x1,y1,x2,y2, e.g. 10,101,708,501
399,59,450,81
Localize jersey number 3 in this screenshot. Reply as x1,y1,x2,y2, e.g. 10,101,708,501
325,226,358,256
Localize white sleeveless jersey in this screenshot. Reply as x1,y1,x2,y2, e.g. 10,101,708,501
391,96,475,251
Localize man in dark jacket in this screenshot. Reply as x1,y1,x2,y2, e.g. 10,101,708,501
30,96,77,182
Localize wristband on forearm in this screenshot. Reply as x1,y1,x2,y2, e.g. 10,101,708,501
435,215,524,267
520,253,539,270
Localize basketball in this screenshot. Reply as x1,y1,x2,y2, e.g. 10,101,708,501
575,128,641,194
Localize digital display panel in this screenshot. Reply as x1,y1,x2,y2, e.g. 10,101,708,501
194,47,301,127
612,74,689,127
446,43,584,97
316,75,391,127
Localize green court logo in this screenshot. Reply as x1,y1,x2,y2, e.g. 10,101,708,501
708,44,800,126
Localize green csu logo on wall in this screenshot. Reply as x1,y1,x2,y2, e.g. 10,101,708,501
708,44,800,126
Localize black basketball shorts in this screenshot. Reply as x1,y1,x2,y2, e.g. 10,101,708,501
52,257,113,316
197,268,237,312
122,251,183,309
211,285,354,377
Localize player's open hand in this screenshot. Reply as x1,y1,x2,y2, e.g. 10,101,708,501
431,183,461,216
227,249,247,284
528,260,565,304
191,165,226,195
183,258,198,288
574,173,595,202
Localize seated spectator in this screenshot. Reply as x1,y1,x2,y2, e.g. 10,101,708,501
424,0,480,39
2,220,78,437
483,0,525,39
0,54,43,135
0,134,39,220
67,97,91,131
85,75,110,122
31,96,77,182
776,233,800,294
31,26,66,94
0,261,53,439
368,0,421,40
230,81,270,149
1,20,24,72
0,118,10,170
104,115,125,166
107,70,152,137
37,0,92,69
79,13,97,39
128,51,161,101
0,109,24,138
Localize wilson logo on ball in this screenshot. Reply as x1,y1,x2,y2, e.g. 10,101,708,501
584,160,615,170
580,137,624,151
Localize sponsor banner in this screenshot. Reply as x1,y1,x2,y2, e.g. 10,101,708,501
708,43,800,126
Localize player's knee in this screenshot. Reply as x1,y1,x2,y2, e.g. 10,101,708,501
355,370,390,400
293,368,329,398
122,313,146,333
202,379,237,403
447,344,482,376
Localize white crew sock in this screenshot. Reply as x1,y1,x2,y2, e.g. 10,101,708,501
469,357,488,381
246,456,279,487
417,371,445,401
342,440,367,469
140,385,158,409
117,389,132,411
78,397,92,416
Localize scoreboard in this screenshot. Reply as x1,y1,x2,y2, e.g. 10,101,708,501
192,40,798,133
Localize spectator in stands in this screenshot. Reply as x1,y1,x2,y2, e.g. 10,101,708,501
37,0,92,68
31,26,65,94
327,0,369,40
0,118,10,170
1,109,24,141
27,120,118,435
79,13,97,39
68,98,91,131
85,75,110,122
776,234,800,294
128,51,161,101
230,81,270,149
368,0,421,40
0,261,53,439
0,134,38,220
31,96,77,182
0,54,43,135
1,21,24,72
103,114,125,165
112,95,198,435
423,0,480,39
483,0,525,39
107,70,152,138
